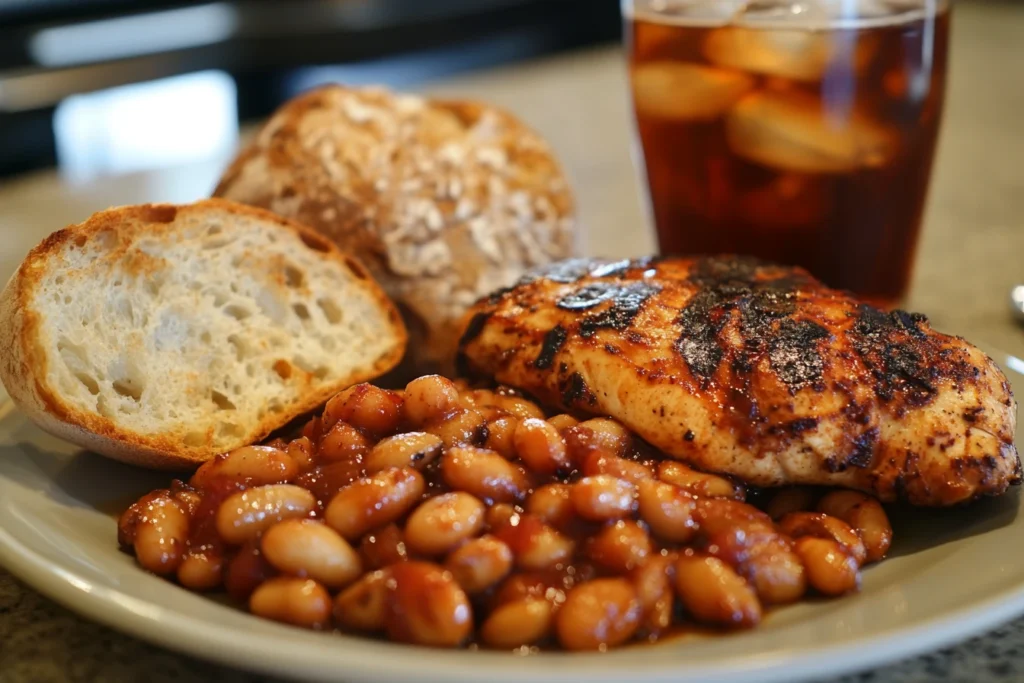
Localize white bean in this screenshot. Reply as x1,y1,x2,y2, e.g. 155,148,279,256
444,535,513,594
636,479,698,542
249,577,332,629
334,570,389,631
405,492,486,556
481,598,554,648
442,447,529,503
364,432,443,473
324,468,424,541
216,485,316,545
571,475,636,521
261,519,362,589
133,494,189,575
192,445,297,489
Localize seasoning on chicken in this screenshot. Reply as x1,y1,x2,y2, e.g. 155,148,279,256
457,255,1020,506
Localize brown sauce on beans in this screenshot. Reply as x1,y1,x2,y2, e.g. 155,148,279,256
119,375,893,650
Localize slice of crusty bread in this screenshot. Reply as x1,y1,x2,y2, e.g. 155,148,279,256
0,198,406,469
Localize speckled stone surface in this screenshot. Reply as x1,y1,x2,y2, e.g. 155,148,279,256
1,2,1023,681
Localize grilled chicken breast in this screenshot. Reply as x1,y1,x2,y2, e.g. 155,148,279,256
457,256,1020,506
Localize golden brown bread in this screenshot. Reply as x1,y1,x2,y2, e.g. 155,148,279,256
0,199,406,469
214,85,577,373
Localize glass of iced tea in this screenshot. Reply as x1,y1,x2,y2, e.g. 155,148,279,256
625,0,949,305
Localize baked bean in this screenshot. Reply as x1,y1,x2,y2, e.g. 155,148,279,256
318,421,370,463
120,489,194,548
555,578,642,651
442,447,529,503
485,503,520,532
494,395,545,421
817,491,892,563
191,446,297,489
133,493,188,574
172,488,202,517
547,414,578,433
117,495,145,547
765,487,818,520
636,479,698,542
359,524,408,570
301,415,324,444
261,519,362,589
581,450,654,484
405,492,486,556
216,485,316,545
484,416,518,458
427,409,488,448
481,598,554,649
514,418,570,474
324,384,403,435
334,569,389,631
385,562,473,647
473,404,506,422
794,537,861,596
674,553,761,628
456,391,480,411
494,571,567,607
563,427,625,466
525,484,576,530
264,437,288,450
578,418,632,455
225,541,277,601
497,514,575,571
404,375,461,426
745,538,807,605
630,553,675,635
658,461,744,500
695,497,772,530
571,475,636,521
444,535,513,594
700,516,778,574
177,547,224,591
465,388,499,408
588,520,652,574
324,468,424,541
779,512,867,566
364,432,443,473
250,577,332,629
286,437,316,471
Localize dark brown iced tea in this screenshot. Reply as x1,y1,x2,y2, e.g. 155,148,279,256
627,5,949,305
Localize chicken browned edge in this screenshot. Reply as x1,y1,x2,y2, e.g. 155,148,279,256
456,255,1020,506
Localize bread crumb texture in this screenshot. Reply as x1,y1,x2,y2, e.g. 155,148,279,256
28,202,400,452
215,85,577,365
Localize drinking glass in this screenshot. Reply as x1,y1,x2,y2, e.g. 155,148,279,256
624,0,950,305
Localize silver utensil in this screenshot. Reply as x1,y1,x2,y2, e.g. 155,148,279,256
1011,285,1024,323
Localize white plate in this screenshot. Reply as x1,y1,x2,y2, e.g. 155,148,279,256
1,353,1023,683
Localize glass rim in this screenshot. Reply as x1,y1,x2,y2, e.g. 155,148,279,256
622,0,950,30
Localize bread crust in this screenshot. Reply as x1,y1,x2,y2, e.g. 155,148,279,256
0,198,407,470
214,85,577,372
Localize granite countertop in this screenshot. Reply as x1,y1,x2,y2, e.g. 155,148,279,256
1,2,1023,681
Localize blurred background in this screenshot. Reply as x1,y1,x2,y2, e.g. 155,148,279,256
0,0,621,181
0,0,1021,356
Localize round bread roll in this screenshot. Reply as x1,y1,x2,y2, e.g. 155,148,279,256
214,85,577,372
